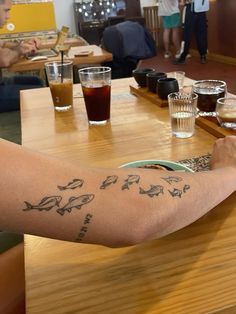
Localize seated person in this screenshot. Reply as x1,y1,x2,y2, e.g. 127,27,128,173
0,0,44,112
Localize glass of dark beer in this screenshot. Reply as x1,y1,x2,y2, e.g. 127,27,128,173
192,80,227,116
79,67,111,125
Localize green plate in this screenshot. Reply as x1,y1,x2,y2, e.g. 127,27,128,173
120,159,193,172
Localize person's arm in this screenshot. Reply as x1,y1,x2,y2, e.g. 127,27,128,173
0,39,40,67
0,137,236,248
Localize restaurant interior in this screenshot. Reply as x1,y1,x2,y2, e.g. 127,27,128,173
1,0,236,313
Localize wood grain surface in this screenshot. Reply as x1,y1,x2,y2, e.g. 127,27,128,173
130,84,169,107
9,45,113,72
20,77,236,314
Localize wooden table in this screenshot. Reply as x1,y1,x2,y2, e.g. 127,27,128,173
9,45,112,72
40,36,87,49
20,78,236,314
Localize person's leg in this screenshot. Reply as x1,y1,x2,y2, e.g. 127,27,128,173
195,12,208,63
163,28,171,57
0,76,44,113
172,27,181,56
161,16,172,58
10,75,44,86
170,13,181,56
174,4,194,63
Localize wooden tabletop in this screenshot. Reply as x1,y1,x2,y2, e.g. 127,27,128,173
20,77,236,314
9,45,113,72
40,36,87,49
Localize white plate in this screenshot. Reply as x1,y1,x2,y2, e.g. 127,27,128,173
119,159,193,172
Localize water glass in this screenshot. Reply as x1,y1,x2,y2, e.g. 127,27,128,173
167,71,185,90
168,92,198,138
216,97,236,129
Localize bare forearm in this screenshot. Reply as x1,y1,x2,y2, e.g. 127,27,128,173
0,39,39,67
0,139,235,247
0,47,22,67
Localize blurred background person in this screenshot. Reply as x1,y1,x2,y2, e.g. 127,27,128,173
158,0,181,59
0,0,44,113
174,0,209,64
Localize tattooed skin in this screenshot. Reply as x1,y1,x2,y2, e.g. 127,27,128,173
23,196,62,211
23,194,95,216
161,176,183,185
183,184,190,193
76,213,93,242
168,188,183,198
139,185,164,197
57,194,95,216
57,178,84,191
100,175,118,189
122,175,140,190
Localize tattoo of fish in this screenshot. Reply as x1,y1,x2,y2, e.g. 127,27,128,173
139,185,164,197
100,175,118,189
57,178,84,191
168,188,183,198
122,175,140,190
56,194,94,216
183,184,190,193
161,176,183,185
23,196,62,211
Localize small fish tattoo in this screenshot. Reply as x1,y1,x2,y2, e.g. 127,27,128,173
139,185,164,197
57,178,84,191
122,175,140,190
161,176,183,185
168,188,183,198
100,175,118,189
57,194,94,216
183,184,190,193
23,196,62,211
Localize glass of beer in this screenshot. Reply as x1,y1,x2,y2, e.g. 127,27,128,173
216,97,236,129
45,61,73,112
192,80,227,116
78,67,111,125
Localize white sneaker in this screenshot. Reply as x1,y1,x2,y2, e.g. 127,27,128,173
164,52,171,58
175,52,181,58
175,52,191,59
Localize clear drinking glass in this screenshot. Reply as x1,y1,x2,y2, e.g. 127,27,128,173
167,71,185,90
79,67,111,125
168,92,198,138
45,61,73,112
192,80,227,117
216,97,236,129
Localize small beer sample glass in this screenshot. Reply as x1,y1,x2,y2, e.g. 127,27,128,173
216,97,236,129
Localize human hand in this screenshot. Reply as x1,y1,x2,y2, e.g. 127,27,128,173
18,40,39,56
26,38,41,50
210,136,236,171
